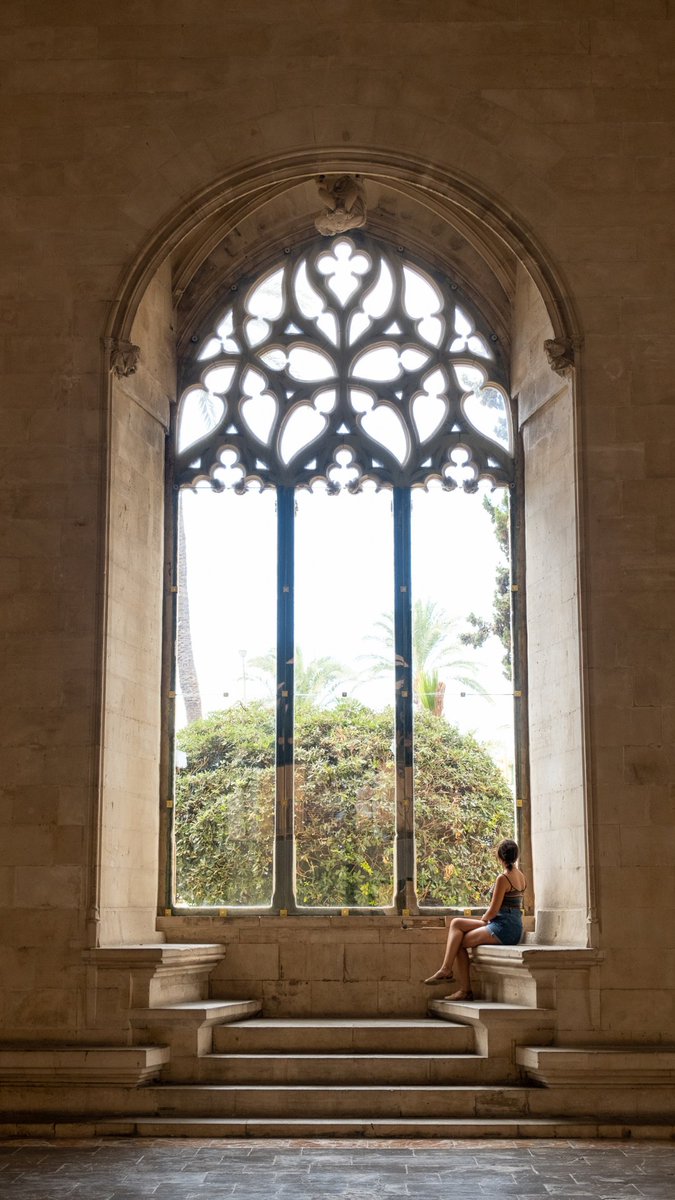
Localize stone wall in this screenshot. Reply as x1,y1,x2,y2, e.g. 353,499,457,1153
0,2,674,1048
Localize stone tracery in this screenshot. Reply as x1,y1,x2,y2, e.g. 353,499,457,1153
177,234,513,495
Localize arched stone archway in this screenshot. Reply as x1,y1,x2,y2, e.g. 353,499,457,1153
94,151,592,951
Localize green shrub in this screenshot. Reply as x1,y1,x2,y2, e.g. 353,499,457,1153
174,698,513,908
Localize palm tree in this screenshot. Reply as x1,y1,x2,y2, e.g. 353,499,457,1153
249,647,348,707
361,599,489,716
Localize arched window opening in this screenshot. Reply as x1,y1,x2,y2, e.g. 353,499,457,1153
169,233,521,914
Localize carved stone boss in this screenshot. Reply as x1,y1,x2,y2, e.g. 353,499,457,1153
105,337,141,378
315,174,367,235
544,337,576,377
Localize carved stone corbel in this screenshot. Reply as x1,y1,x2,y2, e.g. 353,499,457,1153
544,336,577,377
105,337,141,378
315,174,367,236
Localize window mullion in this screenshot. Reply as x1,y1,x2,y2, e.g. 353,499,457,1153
393,486,415,901
272,485,295,912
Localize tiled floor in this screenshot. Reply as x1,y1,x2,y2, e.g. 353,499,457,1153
0,1139,674,1199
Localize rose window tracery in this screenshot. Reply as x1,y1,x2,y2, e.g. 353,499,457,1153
176,234,513,494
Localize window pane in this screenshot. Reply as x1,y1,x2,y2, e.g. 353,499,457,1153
411,485,515,909
173,485,277,907
293,486,396,908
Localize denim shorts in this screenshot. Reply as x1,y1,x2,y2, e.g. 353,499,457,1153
486,909,523,946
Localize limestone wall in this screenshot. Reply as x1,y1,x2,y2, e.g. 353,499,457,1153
0,2,674,1047
99,263,173,944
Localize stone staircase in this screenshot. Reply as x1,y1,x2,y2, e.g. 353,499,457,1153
2,939,675,1138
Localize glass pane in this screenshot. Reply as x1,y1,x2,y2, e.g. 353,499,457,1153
463,385,512,452
293,485,396,908
177,388,225,454
411,485,515,909
173,485,277,907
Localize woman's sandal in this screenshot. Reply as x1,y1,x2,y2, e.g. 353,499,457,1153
422,972,455,985
443,989,473,1001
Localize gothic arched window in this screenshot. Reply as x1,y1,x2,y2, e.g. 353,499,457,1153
170,234,518,913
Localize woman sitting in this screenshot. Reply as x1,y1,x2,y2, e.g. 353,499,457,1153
423,838,525,1000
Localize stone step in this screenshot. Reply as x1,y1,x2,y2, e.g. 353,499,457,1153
38,1115,672,1140
430,999,555,1025
429,998,555,1057
133,999,261,1026
212,1016,473,1054
0,1046,170,1086
149,1082,530,1119
199,1051,490,1085
517,1045,675,1086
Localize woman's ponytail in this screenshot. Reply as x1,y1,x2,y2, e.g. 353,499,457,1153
497,838,519,868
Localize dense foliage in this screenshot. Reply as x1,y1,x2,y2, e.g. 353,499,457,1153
174,698,514,909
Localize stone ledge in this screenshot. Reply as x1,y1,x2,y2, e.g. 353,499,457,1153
472,945,603,970
0,1046,170,1086
84,943,227,969
517,1045,675,1086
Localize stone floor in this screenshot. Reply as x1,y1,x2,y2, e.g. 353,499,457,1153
0,1139,674,1199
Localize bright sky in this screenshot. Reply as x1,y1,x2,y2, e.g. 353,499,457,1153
178,480,515,779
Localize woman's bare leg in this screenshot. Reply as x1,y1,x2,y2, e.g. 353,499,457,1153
444,925,500,999
423,917,486,983
453,945,470,993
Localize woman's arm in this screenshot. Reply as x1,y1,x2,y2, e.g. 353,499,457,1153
481,874,508,923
